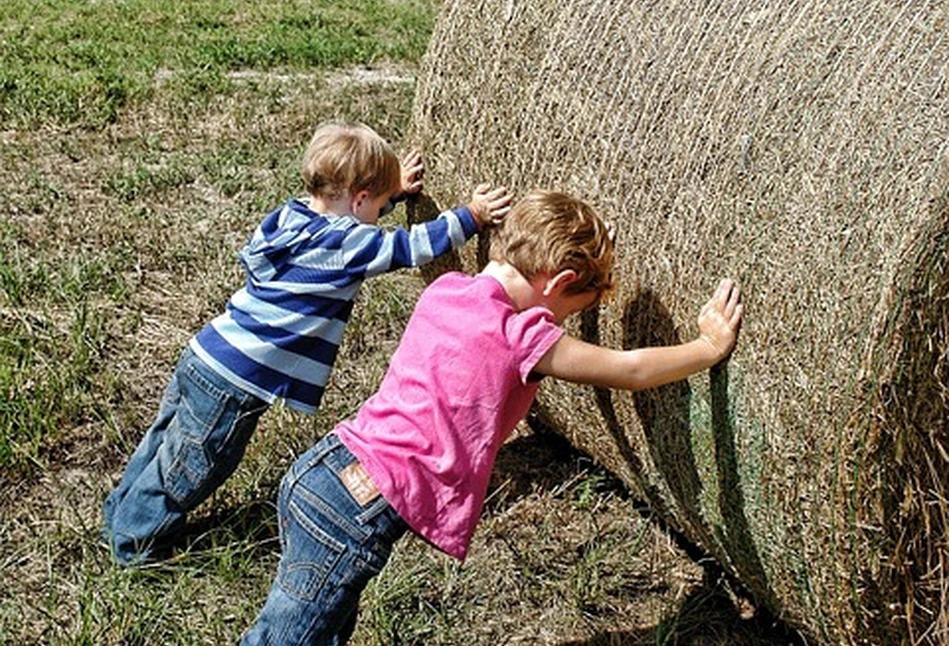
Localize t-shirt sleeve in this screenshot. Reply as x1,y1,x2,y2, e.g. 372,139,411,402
506,307,564,385
349,206,478,278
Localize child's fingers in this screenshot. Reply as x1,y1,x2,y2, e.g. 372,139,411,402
710,279,730,313
482,186,509,201
489,206,511,221
405,164,423,177
696,280,743,359
726,284,741,319
701,281,725,315
401,155,424,195
731,303,744,327
700,279,736,324
720,280,740,320
490,194,512,209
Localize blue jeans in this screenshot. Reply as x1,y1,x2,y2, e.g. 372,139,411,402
101,347,267,565
241,433,408,646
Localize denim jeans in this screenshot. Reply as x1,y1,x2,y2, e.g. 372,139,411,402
241,433,408,646
101,347,267,565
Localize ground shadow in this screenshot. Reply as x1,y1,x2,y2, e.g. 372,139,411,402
551,289,782,633
175,495,280,559
491,432,806,646
554,569,808,646
489,427,604,506
617,291,709,540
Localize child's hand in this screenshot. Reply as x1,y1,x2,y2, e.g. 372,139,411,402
697,279,743,362
468,183,512,228
400,149,424,196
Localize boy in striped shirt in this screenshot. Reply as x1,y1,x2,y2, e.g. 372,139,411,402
101,121,512,566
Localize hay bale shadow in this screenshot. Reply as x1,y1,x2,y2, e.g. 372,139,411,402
494,430,805,646
608,290,771,605
554,574,807,646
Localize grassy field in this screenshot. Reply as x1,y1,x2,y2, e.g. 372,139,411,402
0,2,803,644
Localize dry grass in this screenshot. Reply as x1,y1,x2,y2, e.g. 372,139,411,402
409,1,949,644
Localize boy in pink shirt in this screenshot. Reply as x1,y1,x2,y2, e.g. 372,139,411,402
240,190,743,645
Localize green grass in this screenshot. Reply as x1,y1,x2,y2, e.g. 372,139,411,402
0,0,435,128
0,236,124,473
0,0,430,476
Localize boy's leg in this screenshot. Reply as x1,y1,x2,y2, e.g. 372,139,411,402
241,434,406,646
104,348,267,565
101,360,184,537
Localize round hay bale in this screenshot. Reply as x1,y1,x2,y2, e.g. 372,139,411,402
406,2,949,644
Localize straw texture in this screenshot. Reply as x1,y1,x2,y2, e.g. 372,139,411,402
407,1,949,644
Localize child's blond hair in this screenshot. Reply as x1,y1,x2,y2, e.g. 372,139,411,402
301,122,401,199
490,190,614,303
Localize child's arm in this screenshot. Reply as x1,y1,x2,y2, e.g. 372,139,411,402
358,184,512,277
535,279,743,390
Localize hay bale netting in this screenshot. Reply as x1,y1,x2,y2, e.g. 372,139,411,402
406,1,949,644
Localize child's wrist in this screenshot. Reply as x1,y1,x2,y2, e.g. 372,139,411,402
466,206,485,227
697,335,723,365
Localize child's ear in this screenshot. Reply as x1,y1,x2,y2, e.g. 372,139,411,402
351,189,371,209
543,269,579,296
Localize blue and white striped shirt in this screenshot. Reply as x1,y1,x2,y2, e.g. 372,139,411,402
190,197,478,414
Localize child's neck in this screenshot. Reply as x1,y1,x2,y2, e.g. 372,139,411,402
481,261,544,313
309,194,352,218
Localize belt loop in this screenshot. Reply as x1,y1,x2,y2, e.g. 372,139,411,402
290,433,340,483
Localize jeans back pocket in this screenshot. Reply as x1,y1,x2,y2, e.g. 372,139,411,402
278,499,346,602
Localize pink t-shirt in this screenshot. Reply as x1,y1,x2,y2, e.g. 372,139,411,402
336,271,564,560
